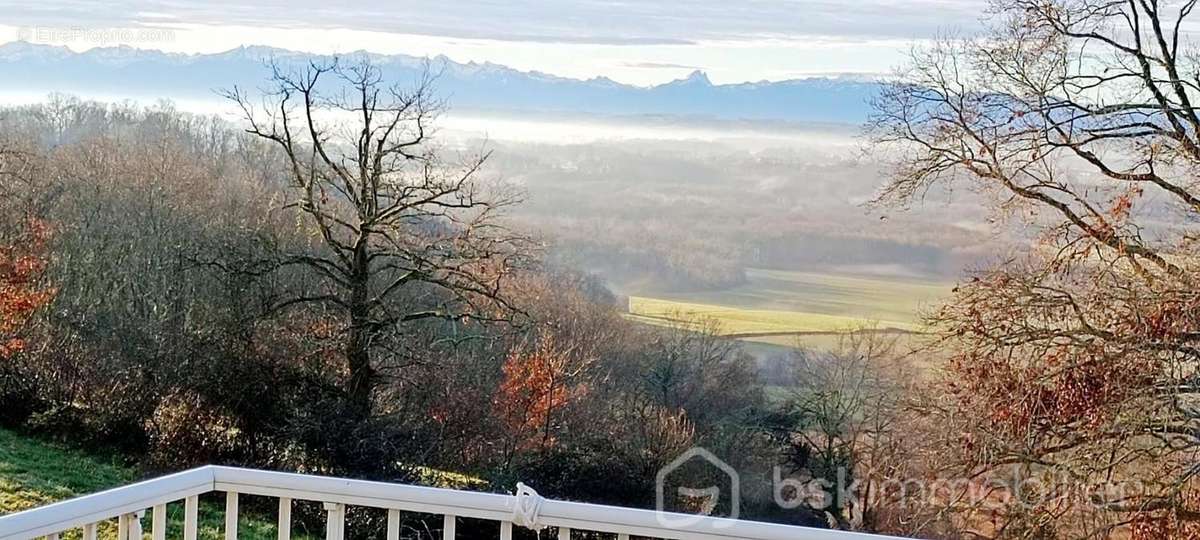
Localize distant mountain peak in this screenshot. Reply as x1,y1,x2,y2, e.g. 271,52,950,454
664,70,712,87
222,44,305,61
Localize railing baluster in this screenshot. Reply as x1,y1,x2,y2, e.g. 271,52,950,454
130,510,145,540
46,533,58,540
323,502,345,540
82,523,98,540
499,521,512,540
442,514,456,540
558,526,570,540
617,534,629,540
117,513,129,540
277,497,292,540
184,495,199,540
225,491,239,540
386,509,400,540
152,504,167,540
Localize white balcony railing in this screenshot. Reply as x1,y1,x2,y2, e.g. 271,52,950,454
0,465,903,540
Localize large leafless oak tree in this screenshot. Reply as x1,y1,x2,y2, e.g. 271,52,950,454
223,59,529,418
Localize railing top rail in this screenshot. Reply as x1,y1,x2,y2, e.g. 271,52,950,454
0,465,906,540
210,466,900,540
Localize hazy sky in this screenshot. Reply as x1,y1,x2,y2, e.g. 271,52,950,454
0,0,987,85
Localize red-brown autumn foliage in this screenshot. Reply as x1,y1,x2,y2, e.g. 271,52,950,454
0,218,54,358
914,260,1200,537
493,333,589,451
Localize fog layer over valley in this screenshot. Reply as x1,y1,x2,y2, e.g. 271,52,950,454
453,114,999,295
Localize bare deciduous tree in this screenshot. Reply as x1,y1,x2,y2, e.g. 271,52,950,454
772,332,914,532
223,58,530,418
871,0,1200,536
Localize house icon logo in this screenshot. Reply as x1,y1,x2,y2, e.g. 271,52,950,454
655,447,739,528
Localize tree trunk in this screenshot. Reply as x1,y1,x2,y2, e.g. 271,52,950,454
345,240,374,419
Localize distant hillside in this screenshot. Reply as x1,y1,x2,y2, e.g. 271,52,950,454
0,42,882,123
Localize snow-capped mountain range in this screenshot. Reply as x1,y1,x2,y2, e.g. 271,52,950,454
0,41,883,124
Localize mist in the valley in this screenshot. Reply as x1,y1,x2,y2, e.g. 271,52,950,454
439,112,1002,296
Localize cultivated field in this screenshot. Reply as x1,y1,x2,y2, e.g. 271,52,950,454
627,268,952,349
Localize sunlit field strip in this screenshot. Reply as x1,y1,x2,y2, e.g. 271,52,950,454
626,296,923,335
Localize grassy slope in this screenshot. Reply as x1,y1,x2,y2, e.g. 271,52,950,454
0,428,305,539
0,428,132,513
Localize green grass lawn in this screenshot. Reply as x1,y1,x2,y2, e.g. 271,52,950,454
0,428,312,539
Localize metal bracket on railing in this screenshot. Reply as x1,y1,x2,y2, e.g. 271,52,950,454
512,482,546,531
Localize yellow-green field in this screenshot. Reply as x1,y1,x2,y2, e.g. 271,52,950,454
627,296,919,333
627,268,952,349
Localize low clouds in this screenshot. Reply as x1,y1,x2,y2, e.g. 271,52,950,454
622,61,705,70
7,0,986,45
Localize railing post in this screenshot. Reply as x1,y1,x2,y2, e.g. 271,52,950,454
225,491,239,540
184,495,199,540
323,502,345,540
386,509,400,540
277,497,292,540
152,504,167,540
442,514,456,540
